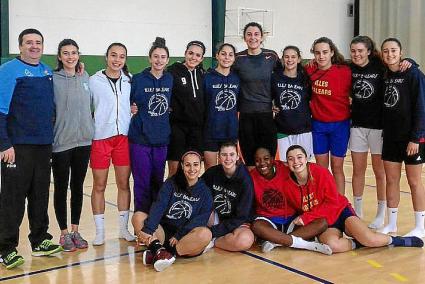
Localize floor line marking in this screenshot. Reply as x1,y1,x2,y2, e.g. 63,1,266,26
367,259,383,268
389,273,408,282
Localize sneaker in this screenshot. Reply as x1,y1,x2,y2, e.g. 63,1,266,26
261,241,281,253
32,239,64,256
1,250,24,269
142,250,154,265
119,229,136,242
153,248,175,272
203,238,215,254
71,232,88,249
60,234,77,252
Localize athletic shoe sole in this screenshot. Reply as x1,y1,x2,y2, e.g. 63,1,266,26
3,258,24,269
32,246,64,257
153,256,175,272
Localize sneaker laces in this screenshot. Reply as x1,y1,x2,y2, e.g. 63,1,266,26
72,232,84,242
38,239,54,249
5,251,17,262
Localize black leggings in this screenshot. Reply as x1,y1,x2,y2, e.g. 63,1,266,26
52,146,91,230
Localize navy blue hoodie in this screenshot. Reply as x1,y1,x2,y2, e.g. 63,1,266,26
128,68,173,146
142,178,213,240
204,69,240,141
382,65,425,142
202,163,254,238
350,59,385,129
271,71,311,135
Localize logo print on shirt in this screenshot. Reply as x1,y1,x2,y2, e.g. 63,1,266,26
353,79,374,99
280,90,301,110
24,69,34,77
181,77,187,85
148,93,168,116
215,89,237,111
167,200,193,219
384,85,399,108
214,194,231,214
262,189,284,209
265,55,272,60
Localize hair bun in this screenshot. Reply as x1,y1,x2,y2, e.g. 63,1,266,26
154,37,166,47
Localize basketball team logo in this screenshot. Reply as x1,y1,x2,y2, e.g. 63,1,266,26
262,189,284,209
214,194,231,214
353,79,374,99
279,89,301,110
215,89,237,111
166,200,193,219
384,85,399,108
148,94,168,116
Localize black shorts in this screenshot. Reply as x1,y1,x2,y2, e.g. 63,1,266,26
382,140,425,165
239,112,277,166
329,205,357,232
167,123,203,161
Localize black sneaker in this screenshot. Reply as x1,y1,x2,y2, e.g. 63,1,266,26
32,239,63,256
1,250,24,269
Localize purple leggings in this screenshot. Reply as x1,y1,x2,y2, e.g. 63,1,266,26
130,144,167,213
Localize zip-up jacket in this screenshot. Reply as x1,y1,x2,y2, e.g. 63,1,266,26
89,70,131,140
128,68,173,146
168,62,205,127
350,59,385,129
306,64,352,122
233,48,281,113
143,177,212,240
271,71,311,135
250,160,296,218
203,163,254,238
382,65,425,143
283,163,349,226
53,69,94,152
0,57,54,151
204,69,240,141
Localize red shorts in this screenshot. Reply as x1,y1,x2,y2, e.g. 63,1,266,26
90,135,130,169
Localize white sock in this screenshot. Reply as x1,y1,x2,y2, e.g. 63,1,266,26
93,214,105,246
403,211,425,238
119,211,135,241
290,236,332,255
368,200,386,229
353,196,363,218
378,207,398,234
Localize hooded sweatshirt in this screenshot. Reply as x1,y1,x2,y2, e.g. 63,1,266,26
168,62,205,127
89,70,131,140
282,163,349,226
203,163,254,238
128,68,173,146
204,69,240,141
142,177,213,240
0,57,54,151
350,59,385,129
271,71,312,135
52,69,94,152
382,65,425,142
250,160,296,219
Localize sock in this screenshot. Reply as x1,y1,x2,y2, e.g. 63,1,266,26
93,214,105,245
368,200,386,229
119,211,135,241
290,236,332,255
379,207,398,234
390,236,424,247
403,211,425,238
353,196,363,218
148,239,163,254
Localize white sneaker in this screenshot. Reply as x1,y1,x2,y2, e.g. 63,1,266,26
92,233,105,246
203,238,216,254
119,230,136,242
261,241,281,253
378,225,397,235
403,228,425,238
368,218,385,230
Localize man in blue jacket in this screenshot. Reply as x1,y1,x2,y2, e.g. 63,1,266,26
0,28,62,269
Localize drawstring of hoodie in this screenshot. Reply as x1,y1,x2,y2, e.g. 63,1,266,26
188,68,200,98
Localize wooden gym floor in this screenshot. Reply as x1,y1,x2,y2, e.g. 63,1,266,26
1,153,425,283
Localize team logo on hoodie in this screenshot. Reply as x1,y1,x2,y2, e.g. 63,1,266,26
353,79,374,99
167,200,193,219
262,189,284,209
280,89,301,110
215,90,236,111
148,93,169,116
384,85,399,108
214,194,231,214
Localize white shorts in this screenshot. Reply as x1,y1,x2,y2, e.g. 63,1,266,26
349,127,383,154
277,132,313,162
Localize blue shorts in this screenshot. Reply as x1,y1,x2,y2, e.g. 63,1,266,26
255,215,296,233
312,119,350,157
329,205,357,232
